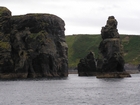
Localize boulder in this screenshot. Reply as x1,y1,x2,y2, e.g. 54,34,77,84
0,7,68,79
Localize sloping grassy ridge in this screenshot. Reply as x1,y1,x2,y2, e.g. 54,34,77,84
66,34,140,68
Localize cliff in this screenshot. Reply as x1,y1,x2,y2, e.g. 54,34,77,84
0,7,68,79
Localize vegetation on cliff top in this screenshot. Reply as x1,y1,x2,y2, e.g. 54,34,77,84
66,34,140,68
0,7,10,16
0,7,6,16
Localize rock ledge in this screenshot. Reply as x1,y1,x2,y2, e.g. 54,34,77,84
96,72,131,78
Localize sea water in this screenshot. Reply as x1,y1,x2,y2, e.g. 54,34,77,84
0,74,140,105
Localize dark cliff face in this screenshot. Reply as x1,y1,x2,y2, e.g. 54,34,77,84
0,7,68,78
77,51,97,76
97,16,125,72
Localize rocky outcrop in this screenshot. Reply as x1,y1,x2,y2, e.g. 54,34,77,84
96,16,131,78
77,52,97,76
0,7,68,79
77,16,131,78
97,16,125,72
96,72,131,78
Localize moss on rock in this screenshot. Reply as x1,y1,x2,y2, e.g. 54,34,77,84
0,6,11,17
0,41,11,49
0,7,68,78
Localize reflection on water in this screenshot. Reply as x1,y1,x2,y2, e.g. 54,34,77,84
0,74,140,105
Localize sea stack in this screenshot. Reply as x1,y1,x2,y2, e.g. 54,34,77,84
96,16,131,78
0,7,68,79
77,51,97,76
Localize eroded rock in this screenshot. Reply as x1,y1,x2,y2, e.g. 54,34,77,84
77,16,131,78
97,16,125,72
0,7,68,78
77,51,97,76
96,16,131,78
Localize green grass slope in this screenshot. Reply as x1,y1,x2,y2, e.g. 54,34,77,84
66,34,140,68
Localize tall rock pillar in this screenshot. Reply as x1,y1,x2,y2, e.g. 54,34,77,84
97,16,131,78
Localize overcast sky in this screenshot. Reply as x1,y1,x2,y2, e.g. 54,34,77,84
1,0,140,35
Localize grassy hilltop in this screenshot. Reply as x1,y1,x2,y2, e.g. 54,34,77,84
66,34,140,68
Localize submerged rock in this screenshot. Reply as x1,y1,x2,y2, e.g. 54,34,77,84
0,7,68,79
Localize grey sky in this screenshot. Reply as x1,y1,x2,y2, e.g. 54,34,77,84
1,0,140,35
